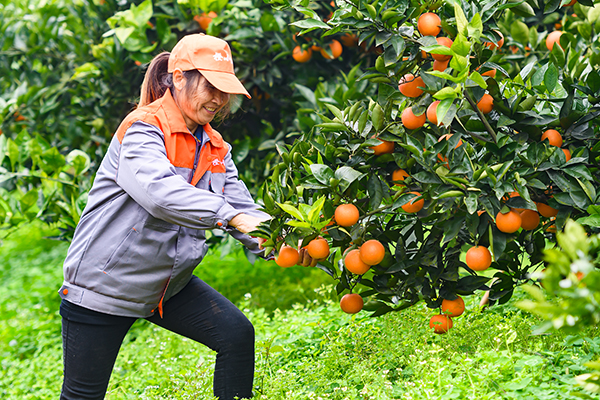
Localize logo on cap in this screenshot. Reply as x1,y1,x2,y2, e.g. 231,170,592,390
213,51,233,64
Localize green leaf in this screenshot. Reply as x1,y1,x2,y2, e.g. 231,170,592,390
310,164,334,185
334,166,363,191
308,196,326,224
451,34,470,57
367,174,384,210
285,220,312,228
467,13,483,41
465,193,478,214
277,202,306,222
510,20,529,46
468,71,488,89
454,2,469,36
290,19,330,30
544,63,559,93
433,86,458,100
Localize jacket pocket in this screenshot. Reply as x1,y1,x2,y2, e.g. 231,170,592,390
210,172,226,194
102,227,138,274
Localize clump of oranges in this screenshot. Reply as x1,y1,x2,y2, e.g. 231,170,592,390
344,249,370,274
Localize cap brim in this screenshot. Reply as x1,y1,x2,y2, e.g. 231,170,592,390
201,70,251,99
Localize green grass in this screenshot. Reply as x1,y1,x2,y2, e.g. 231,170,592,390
1,223,600,399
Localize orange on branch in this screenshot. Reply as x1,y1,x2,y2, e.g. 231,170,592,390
307,238,330,260
496,209,522,233
359,240,385,266
335,204,359,227
541,129,563,147
536,202,558,218
340,293,364,314
392,169,409,186
320,40,343,59
441,296,465,317
371,139,395,155
275,246,299,268
437,134,463,163
345,249,370,275
562,148,571,161
340,33,358,47
429,314,453,334
417,13,441,37
432,59,449,71
402,191,424,213
401,107,426,130
292,46,312,63
427,101,440,125
432,37,453,61
485,30,504,50
546,31,563,51
477,93,494,114
465,246,492,271
520,209,540,231
398,74,425,98
481,69,497,78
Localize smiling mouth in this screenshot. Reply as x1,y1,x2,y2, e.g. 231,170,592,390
204,106,217,113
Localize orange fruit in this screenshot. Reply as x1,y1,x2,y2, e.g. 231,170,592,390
429,314,453,334
320,40,343,59
194,11,217,31
563,0,576,6
477,93,494,114
536,202,558,218
432,59,449,71
340,293,364,314
359,239,385,266
541,129,563,147
496,209,522,233
276,246,299,268
340,33,358,47
481,69,497,78
546,31,563,51
392,169,409,186
307,238,330,260
520,209,540,231
292,46,313,63
465,246,492,271
417,13,441,37
402,191,424,213
398,74,425,98
371,139,395,155
335,204,359,227
485,30,504,50
432,37,453,61
441,296,465,317
562,148,571,161
427,101,440,125
345,249,370,274
401,107,427,130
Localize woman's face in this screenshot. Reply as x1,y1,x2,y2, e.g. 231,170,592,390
173,70,229,132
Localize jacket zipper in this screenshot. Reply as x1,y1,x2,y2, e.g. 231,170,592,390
188,132,203,183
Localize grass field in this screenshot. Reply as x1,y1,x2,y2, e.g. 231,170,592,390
1,223,599,399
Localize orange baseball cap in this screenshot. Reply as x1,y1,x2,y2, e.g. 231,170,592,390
168,33,251,99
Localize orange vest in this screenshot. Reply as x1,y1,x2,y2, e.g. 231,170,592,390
115,89,228,186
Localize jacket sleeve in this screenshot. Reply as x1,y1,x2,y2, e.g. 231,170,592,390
116,122,240,229
222,145,273,258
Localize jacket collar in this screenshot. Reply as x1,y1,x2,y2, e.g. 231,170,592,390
159,89,224,148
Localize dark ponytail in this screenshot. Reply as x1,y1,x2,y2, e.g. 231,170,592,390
139,52,172,107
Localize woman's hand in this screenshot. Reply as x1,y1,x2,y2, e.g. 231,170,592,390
228,213,269,235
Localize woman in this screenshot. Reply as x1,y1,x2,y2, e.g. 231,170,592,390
58,34,270,400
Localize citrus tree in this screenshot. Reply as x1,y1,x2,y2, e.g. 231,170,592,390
254,0,600,327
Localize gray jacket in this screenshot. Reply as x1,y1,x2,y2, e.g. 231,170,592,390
59,115,269,318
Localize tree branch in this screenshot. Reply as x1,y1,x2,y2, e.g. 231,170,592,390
464,90,498,143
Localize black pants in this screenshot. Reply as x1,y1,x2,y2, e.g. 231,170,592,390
60,276,254,400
